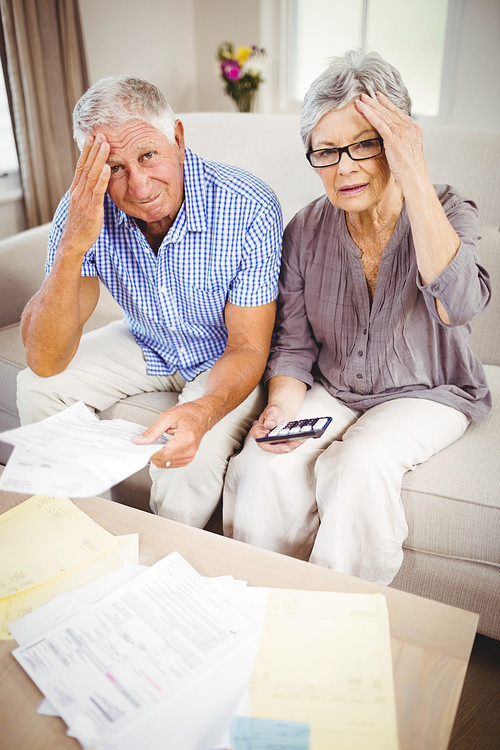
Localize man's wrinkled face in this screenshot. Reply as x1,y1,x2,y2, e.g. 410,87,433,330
101,119,185,227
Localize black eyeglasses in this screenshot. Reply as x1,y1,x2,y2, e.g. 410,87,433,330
306,137,383,168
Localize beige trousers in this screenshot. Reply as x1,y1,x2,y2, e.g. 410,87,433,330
223,383,469,585
17,320,265,528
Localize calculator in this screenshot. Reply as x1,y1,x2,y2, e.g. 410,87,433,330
255,416,333,443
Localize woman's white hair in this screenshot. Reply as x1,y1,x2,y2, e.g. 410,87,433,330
73,75,176,150
300,49,412,150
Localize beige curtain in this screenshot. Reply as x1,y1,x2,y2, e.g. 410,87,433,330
0,0,88,227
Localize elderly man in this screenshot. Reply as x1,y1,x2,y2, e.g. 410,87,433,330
18,75,282,527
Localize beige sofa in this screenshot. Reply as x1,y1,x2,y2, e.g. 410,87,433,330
0,113,498,638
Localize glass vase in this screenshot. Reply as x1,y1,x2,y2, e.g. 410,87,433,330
232,89,257,113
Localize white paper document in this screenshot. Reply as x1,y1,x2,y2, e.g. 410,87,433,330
0,401,168,497
10,551,399,750
12,552,263,750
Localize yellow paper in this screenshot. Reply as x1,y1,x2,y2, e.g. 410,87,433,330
0,496,139,639
0,495,122,596
249,589,399,750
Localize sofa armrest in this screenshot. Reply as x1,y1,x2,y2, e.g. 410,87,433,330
0,223,51,328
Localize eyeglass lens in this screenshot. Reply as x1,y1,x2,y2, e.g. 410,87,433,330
308,138,382,167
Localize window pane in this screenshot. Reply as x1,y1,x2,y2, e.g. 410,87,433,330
293,0,363,102
0,72,18,172
366,0,449,116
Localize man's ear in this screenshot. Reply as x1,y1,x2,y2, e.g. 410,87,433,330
174,119,185,160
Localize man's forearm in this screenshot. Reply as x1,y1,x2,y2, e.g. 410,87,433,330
194,345,269,430
21,258,99,376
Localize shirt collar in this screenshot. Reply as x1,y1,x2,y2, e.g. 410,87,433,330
107,146,207,234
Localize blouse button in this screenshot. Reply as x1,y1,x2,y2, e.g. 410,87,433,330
356,373,363,379
357,350,363,357
431,283,440,292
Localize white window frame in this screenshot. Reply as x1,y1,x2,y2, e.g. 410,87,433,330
260,0,465,126
0,62,21,205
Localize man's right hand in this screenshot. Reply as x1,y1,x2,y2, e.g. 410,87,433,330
20,134,109,376
62,134,111,256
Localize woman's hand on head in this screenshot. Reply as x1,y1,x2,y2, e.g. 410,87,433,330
250,404,306,454
355,91,428,189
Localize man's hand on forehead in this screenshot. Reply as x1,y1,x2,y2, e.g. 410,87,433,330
63,133,111,255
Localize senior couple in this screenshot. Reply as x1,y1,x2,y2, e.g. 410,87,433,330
19,50,491,586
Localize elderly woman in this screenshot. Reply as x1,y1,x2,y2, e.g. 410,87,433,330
222,50,491,585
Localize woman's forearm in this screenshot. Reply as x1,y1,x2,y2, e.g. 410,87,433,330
267,375,308,419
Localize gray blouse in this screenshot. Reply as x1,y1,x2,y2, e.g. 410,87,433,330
265,185,492,420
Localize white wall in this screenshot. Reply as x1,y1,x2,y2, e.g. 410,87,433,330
0,0,497,240
446,0,500,131
78,0,198,112
78,0,499,129
193,0,261,112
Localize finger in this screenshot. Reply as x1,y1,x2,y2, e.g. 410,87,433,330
92,163,111,201
375,91,410,120
150,442,194,469
87,139,110,184
71,138,94,191
133,424,169,445
258,438,304,454
357,93,406,130
71,137,109,199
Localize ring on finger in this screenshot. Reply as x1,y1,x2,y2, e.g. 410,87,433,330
165,460,171,468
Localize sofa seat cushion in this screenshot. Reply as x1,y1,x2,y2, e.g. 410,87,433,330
393,363,499,637
0,324,27,461
400,364,499,565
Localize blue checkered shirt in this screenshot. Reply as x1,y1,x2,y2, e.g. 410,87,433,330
46,147,283,379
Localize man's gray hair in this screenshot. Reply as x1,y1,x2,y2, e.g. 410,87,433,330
300,50,412,150
73,75,176,150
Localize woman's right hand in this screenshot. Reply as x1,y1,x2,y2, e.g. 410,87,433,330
250,404,306,454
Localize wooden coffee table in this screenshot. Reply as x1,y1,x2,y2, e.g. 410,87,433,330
0,484,478,750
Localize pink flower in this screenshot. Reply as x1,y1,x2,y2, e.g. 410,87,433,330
221,60,240,81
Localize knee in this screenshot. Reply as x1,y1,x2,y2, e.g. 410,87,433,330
16,367,66,424
17,368,77,424
317,432,393,477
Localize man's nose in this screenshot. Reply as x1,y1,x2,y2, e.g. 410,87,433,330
127,167,150,197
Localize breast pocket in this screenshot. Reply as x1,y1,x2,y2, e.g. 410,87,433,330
183,285,228,326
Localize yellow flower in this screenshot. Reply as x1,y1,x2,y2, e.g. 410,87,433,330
235,46,252,65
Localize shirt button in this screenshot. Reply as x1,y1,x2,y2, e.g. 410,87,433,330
356,373,363,379
357,350,363,357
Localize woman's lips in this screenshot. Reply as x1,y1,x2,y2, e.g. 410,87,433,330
338,183,368,196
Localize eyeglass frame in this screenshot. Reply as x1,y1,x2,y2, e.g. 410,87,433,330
305,137,384,169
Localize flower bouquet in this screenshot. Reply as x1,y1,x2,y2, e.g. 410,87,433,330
217,42,266,113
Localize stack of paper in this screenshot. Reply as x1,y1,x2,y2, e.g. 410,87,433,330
11,552,264,750
9,550,399,750
0,401,168,497
246,588,400,750
0,494,138,639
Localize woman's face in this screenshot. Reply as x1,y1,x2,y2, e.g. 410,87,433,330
309,101,393,215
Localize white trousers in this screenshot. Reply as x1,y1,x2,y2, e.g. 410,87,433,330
223,383,469,584
17,320,265,528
